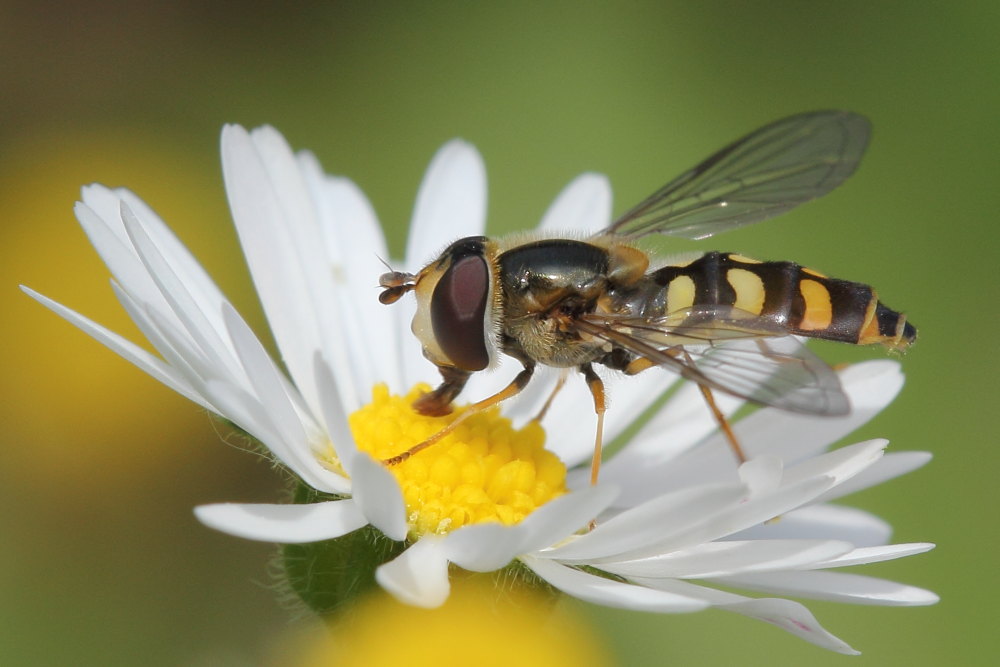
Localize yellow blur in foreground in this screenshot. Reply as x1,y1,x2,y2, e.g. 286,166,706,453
296,580,611,667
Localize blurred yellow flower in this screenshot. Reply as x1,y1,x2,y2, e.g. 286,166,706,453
296,580,612,667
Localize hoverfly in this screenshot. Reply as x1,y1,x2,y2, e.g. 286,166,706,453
378,111,915,481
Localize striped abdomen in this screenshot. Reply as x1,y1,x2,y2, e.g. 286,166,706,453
650,252,916,350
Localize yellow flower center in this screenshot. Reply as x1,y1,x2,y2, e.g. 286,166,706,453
348,384,567,537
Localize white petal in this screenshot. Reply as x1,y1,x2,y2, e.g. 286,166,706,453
76,188,230,344
113,285,225,396
629,577,859,654
194,500,365,543
110,283,206,385
781,439,886,489
729,503,892,546
601,539,853,579
298,153,404,394
221,124,358,416
807,543,936,569
119,201,245,382
721,597,859,655
348,452,407,541
82,185,228,319
523,556,708,612
376,537,452,608
201,378,348,495
441,482,601,571
312,354,362,471
20,286,208,410
79,184,135,245
73,200,171,323
312,361,409,537
443,522,524,572
730,360,903,465
197,378,281,445
739,456,784,496
590,475,833,563
715,570,940,606
626,573,740,603
814,451,932,503
405,139,486,268
622,361,903,500
222,303,311,456
517,484,619,555
546,483,746,562
537,173,611,234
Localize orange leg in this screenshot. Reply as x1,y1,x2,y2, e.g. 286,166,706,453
579,363,607,486
531,369,569,424
383,363,535,466
627,350,746,464
412,365,471,417
696,383,746,464
623,355,658,376
579,363,606,531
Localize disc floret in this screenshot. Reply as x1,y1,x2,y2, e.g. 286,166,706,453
349,384,567,536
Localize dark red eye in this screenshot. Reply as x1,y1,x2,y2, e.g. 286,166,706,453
431,254,490,371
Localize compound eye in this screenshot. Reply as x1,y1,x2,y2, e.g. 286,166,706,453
430,254,490,371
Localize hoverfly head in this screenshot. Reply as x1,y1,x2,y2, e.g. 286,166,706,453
408,236,495,372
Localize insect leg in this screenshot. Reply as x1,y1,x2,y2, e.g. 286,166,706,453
579,363,607,486
384,362,536,466
628,347,746,464
696,383,746,463
623,355,658,375
531,369,570,423
681,350,747,465
412,365,472,417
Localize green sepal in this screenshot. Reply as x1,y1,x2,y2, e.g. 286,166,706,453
280,482,407,618
480,558,561,604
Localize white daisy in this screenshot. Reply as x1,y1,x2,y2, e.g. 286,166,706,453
22,126,937,655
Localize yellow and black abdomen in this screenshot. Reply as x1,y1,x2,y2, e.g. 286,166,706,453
652,252,916,350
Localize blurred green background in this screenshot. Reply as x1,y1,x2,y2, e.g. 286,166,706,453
2,1,996,664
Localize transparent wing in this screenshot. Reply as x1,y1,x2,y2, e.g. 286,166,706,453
576,306,850,415
602,111,871,241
